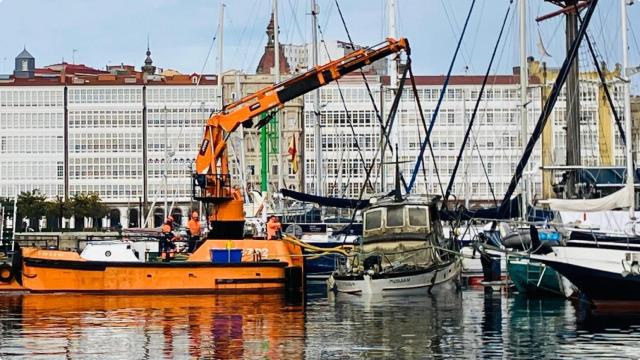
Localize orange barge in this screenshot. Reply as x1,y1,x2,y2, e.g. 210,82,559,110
0,239,303,294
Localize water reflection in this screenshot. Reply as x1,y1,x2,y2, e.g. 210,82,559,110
0,293,304,359
2,288,640,358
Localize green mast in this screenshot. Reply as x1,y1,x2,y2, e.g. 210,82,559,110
260,112,279,192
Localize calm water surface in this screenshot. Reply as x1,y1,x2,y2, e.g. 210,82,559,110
1,286,640,359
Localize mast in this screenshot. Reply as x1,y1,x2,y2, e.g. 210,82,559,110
163,105,168,219
311,0,322,196
565,0,581,198
621,0,635,219
387,0,398,192
519,0,528,217
273,0,283,195
218,0,224,109
387,0,398,88
462,87,470,209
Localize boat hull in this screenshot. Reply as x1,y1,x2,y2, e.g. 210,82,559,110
329,260,461,295
507,256,565,297
531,246,640,304
13,239,303,294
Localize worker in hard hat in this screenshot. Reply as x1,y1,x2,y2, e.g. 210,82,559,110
186,211,202,253
266,216,282,240
160,216,178,261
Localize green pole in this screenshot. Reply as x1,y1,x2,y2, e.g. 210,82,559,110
260,111,279,193
260,114,269,192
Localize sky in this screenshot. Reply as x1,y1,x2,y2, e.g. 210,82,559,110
0,0,638,93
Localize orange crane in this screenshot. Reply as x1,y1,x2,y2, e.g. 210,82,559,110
193,37,410,239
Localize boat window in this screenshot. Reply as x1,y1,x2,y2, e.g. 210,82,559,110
364,209,382,230
408,207,428,227
386,206,404,227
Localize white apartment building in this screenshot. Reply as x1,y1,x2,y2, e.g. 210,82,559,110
0,49,220,228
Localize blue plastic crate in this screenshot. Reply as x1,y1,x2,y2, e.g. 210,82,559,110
210,248,243,264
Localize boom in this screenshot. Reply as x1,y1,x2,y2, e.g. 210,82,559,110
193,37,409,239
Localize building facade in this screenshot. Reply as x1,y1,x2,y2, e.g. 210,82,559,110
0,49,220,228
303,59,629,206
0,44,633,230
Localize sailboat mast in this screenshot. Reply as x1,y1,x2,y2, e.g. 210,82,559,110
218,0,224,109
163,105,168,219
621,0,635,219
273,0,283,195
519,0,528,217
565,0,581,198
387,0,398,192
311,0,322,196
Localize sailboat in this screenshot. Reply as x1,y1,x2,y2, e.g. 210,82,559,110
510,0,640,305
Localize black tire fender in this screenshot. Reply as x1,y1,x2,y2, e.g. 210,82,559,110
0,263,14,283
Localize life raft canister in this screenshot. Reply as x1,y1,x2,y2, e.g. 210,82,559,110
0,263,14,283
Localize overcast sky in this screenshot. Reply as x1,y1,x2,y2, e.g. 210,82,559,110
0,0,638,92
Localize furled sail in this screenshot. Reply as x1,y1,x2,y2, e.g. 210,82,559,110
546,185,633,212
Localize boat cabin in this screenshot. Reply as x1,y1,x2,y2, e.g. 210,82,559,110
362,196,444,245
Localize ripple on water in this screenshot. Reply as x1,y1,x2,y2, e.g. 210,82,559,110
1,289,640,358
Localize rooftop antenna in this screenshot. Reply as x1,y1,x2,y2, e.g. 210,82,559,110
72,49,78,64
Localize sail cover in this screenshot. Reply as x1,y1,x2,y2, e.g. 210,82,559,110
546,185,633,212
282,189,521,221
280,189,370,209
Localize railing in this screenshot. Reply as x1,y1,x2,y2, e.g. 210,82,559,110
14,234,61,250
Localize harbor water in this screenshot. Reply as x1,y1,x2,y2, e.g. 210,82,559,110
1,286,639,359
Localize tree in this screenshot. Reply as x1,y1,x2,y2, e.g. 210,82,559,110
45,196,73,231
71,193,108,230
17,190,47,231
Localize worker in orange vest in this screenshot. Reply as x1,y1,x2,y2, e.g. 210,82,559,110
186,211,202,253
160,216,178,261
266,216,282,240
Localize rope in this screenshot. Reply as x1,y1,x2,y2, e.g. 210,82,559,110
443,1,512,208
406,0,477,193
281,234,351,257
334,0,393,157
407,64,445,198
578,14,626,148
315,20,374,192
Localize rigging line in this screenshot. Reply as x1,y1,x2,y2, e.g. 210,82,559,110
628,13,640,59
498,0,599,216
235,0,262,71
443,1,512,208
439,0,473,71
407,63,445,198
168,28,219,157
471,127,498,206
406,0,477,194
410,86,432,195
334,0,393,156
380,57,411,163
579,18,627,148
246,1,271,73
285,0,305,44
315,21,375,191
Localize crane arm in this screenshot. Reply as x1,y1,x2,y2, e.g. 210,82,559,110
195,37,410,176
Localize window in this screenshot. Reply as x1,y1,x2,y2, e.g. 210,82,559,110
408,207,428,227
21,60,28,71
364,209,382,230
386,206,404,227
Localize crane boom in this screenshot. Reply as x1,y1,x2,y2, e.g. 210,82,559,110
192,37,409,239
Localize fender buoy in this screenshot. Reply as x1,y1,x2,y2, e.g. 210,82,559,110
0,263,14,283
